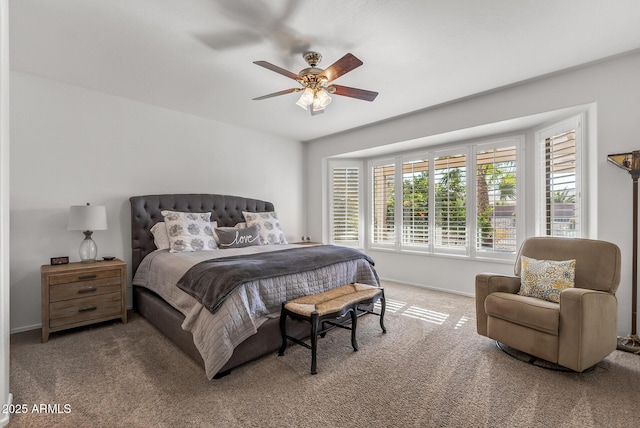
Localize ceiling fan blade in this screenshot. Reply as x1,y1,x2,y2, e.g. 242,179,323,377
330,84,378,102
318,53,363,82
252,88,300,100
196,30,262,50
253,61,301,81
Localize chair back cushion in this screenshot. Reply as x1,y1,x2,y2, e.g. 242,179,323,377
514,237,621,294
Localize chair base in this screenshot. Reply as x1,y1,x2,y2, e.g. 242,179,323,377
494,341,596,373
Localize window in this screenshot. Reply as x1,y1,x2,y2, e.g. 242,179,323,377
325,122,575,261
372,160,396,246
364,137,522,258
536,116,583,238
434,152,468,253
476,143,518,254
329,161,362,246
402,157,429,248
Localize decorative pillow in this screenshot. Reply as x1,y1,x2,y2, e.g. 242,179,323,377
215,225,261,249
518,256,576,303
150,222,170,250
160,210,217,252
212,222,244,245
243,211,288,245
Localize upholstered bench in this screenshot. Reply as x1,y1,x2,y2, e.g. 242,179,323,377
278,283,386,374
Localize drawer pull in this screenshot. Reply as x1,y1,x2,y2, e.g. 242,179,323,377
78,287,97,294
78,306,97,313
78,274,97,280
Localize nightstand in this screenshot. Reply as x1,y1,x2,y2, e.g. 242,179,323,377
41,259,127,342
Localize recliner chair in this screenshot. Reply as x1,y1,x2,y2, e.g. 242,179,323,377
476,237,621,372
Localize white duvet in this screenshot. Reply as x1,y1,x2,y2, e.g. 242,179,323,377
132,244,378,379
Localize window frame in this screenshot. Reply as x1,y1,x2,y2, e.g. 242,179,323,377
431,146,470,257
369,157,398,250
363,136,523,261
327,159,364,248
534,115,585,238
472,136,524,261
400,153,432,253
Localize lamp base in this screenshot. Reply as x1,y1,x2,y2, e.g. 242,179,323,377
79,230,98,263
616,334,640,354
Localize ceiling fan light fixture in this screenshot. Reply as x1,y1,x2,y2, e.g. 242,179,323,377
296,87,314,110
314,89,332,109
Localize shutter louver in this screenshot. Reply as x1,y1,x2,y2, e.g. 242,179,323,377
372,163,395,244
434,154,467,250
545,130,578,237
402,159,429,247
476,146,517,253
331,166,360,244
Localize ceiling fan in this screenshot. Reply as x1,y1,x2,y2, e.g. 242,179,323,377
252,51,378,115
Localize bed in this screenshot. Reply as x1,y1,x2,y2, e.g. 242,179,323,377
130,194,379,379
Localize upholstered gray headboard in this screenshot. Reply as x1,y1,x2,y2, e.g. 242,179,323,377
130,194,274,275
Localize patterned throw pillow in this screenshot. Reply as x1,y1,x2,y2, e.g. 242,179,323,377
243,211,288,245
215,225,261,249
160,211,217,252
518,256,576,303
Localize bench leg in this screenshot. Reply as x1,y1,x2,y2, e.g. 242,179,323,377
379,291,387,334
350,308,359,351
311,312,319,375
278,303,287,356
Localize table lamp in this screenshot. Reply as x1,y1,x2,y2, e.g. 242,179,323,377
67,203,107,263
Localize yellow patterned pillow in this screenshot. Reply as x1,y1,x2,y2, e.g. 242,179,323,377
519,256,576,303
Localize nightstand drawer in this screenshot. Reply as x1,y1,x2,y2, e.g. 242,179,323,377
49,277,121,302
48,268,121,286
49,292,122,329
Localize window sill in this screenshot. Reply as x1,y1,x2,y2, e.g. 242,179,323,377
367,246,515,265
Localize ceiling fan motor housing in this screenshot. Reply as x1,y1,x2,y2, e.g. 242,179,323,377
303,51,322,67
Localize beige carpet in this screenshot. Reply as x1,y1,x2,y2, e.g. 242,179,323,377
9,281,640,427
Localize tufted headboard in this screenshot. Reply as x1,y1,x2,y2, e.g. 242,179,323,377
130,194,274,275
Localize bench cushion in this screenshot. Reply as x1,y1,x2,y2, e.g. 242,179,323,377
284,283,382,317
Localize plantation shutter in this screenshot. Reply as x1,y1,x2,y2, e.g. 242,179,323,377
545,129,579,237
330,165,361,245
434,153,467,250
402,159,429,247
476,146,517,253
372,162,395,245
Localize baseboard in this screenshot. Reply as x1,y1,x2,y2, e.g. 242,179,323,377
10,323,40,334
0,392,12,427
378,277,474,298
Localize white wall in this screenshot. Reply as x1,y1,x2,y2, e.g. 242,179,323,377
305,51,640,336
1,0,12,424
9,72,304,332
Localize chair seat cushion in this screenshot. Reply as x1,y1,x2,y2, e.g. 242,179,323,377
485,292,559,335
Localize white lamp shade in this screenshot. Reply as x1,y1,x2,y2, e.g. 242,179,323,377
68,205,108,231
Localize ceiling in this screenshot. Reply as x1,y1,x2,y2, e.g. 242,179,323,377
9,0,640,142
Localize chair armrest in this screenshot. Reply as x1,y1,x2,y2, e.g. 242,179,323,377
475,273,521,336
558,288,618,371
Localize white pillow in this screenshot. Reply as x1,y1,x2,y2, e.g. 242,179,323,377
150,222,170,250
242,211,288,245
160,210,217,252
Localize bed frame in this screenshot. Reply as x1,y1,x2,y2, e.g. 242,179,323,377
130,194,308,377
